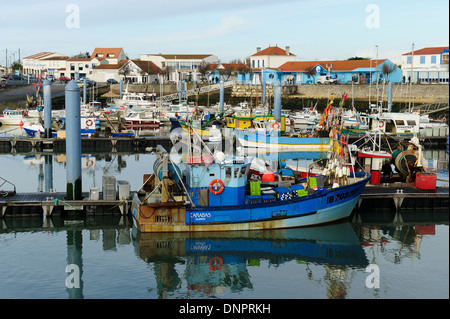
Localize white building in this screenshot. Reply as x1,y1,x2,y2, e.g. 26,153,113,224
22,52,69,79
249,45,296,84
401,46,449,83
250,45,296,70
140,53,219,82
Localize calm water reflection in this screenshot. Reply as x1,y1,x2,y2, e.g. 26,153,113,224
0,212,448,299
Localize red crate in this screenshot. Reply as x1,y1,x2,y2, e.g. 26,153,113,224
415,172,436,190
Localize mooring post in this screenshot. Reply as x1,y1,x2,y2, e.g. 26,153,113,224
119,78,123,100
387,80,393,112
65,80,82,200
83,78,87,104
43,80,52,138
274,79,282,123
219,80,224,113
178,79,182,104
262,80,266,106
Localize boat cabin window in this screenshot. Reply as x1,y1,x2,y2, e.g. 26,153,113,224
209,173,215,177
407,120,416,126
226,167,232,178
395,120,405,126
234,168,240,178
239,166,247,177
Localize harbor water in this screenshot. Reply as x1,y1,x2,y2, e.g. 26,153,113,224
0,126,448,299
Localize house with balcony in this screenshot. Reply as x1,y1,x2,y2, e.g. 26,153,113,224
140,53,219,82
401,46,449,83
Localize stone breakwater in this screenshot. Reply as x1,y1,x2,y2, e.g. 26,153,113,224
231,83,449,104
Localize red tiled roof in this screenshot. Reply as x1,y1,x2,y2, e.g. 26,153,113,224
403,46,449,56
278,59,387,71
41,56,70,61
252,46,295,57
91,48,124,59
151,54,213,60
67,58,93,61
23,52,60,59
208,63,246,71
131,60,162,74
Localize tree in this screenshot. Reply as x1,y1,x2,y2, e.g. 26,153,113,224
72,51,90,59
160,66,172,83
119,66,131,82
381,63,396,81
197,61,211,82
305,66,317,83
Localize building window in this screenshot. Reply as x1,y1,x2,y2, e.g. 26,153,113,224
262,60,265,67
420,56,425,64
431,56,437,64
252,60,255,68
107,54,115,57
442,53,449,65
407,56,411,64
258,60,260,68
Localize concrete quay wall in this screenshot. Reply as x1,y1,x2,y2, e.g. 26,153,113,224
231,83,449,104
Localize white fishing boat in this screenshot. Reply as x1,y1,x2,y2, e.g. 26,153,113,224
124,111,161,129
291,105,321,130
112,84,156,109
0,109,31,126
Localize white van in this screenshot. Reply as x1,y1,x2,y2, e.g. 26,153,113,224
317,75,337,84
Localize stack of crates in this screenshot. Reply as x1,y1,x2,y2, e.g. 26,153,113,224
261,187,277,203
102,176,116,200
273,187,292,201
249,180,261,196
291,184,308,198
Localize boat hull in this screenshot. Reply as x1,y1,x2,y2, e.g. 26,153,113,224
236,130,331,152
131,173,370,232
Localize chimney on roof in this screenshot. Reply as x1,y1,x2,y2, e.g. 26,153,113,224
286,46,290,55
256,47,261,53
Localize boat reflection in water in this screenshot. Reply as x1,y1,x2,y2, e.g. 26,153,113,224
132,221,369,298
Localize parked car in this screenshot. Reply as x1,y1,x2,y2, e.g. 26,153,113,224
106,78,118,84
86,79,96,87
75,79,84,88
59,76,70,82
317,75,338,84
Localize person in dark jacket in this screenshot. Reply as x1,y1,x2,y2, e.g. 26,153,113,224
381,160,393,185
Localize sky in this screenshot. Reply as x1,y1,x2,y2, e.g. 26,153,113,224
0,0,448,66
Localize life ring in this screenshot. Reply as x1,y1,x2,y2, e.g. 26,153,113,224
209,256,224,271
379,120,384,128
272,122,281,130
139,138,147,147
209,179,225,195
86,119,93,127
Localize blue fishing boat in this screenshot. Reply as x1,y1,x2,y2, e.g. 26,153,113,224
131,139,370,232
235,128,331,152
22,116,101,138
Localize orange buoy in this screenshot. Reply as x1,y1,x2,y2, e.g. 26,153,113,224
262,171,275,182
